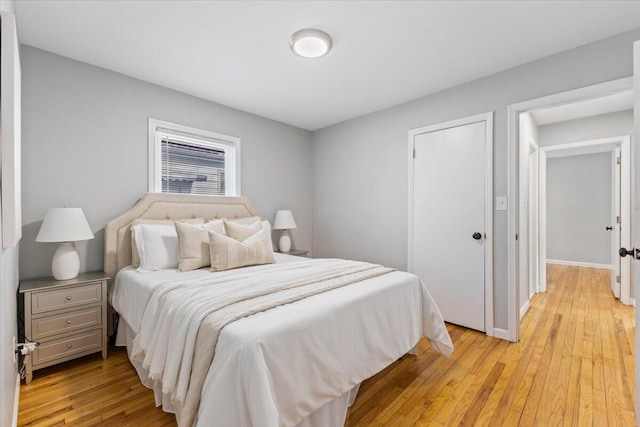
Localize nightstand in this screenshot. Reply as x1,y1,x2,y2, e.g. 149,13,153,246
19,272,109,384
277,249,309,257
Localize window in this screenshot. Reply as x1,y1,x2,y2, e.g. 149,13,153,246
148,119,240,196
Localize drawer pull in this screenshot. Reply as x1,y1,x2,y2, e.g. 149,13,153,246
66,320,72,325
67,344,72,349
66,296,72,301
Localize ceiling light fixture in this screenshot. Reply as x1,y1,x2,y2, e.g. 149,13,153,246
289,28,332,59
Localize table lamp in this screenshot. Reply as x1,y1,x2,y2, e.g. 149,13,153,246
36,208,94,280
273,210,297,253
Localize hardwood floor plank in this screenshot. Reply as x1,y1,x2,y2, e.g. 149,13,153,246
458,361,505,426
471,340,523,426
18,265,634,427
577,355,594,427
434,339,506,425
518,313,564,425
494,294,558,425
593,389,608,426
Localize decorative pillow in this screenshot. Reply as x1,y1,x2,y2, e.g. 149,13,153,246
223,219,263,241
131,218,204,267
175,220,225,272
225,216,262,226
209,228,275,271
133,224,180,271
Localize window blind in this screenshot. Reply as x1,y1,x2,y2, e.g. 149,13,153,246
160,137,226,195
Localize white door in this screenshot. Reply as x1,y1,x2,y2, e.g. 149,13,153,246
411,120,487,331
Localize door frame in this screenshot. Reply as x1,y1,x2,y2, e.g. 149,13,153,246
614,145,622,299
633,39,640,426
507,76,634,342
539,136,632,304
518,131,540,321
408,111,494,336
528,137,540,298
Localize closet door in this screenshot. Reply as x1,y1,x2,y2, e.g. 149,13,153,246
411,120,487,332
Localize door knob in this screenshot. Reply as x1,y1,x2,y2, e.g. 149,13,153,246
606,226,613,231
619,247,637,258
472,232,482,240
619,247,633,257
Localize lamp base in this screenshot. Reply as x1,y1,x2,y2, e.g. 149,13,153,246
279,232,291,253
52,242,80,280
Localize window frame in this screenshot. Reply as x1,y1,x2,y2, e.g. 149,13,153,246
148,118,241,196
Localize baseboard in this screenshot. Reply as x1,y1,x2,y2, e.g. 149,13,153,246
631,298,636,308
520,300,531,320
546,259,612,269
12,373,19,427
493,328,511,341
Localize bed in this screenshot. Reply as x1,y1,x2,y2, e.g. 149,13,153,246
105,193,453,427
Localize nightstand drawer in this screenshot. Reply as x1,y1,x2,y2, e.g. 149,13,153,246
31,306,102,340
32,329,102,366
31,283,102,315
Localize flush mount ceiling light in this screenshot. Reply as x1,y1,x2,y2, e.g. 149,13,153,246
289,28,333,59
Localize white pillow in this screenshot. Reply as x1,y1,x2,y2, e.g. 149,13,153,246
262,220,273,249
130,217,204,267
132,224,179,271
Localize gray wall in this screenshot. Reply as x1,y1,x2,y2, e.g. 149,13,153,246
546,153,613,265
312,28,640,330
0,1,19,425
539,109,633,146
20,46,312,280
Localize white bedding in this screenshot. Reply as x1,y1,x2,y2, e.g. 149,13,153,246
112,253,303,333
110,253,453,427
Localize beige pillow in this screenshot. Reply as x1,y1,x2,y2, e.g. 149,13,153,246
225,216,262,226
131,218,205,267
175,220,225,272
223,219,262,242
209,228,275,272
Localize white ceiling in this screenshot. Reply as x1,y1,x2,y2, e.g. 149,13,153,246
531,90,634,125
14,1,640,131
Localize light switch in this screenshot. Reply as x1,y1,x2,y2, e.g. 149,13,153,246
496,196,508,211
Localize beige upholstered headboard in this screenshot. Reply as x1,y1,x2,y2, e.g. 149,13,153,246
104,193,260,282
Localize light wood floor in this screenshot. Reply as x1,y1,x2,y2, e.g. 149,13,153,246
18,265,635,426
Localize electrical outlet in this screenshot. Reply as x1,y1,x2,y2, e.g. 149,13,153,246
12,336,16,364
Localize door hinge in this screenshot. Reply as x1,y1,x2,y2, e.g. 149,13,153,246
413,148,416,158
617,216,621,224
617,157,621,165
515,233,518,241
616,275,621,284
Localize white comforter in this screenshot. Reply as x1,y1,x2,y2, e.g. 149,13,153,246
111,255,453,427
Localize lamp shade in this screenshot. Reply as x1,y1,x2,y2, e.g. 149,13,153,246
36,208,94,243
273,210,297,230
